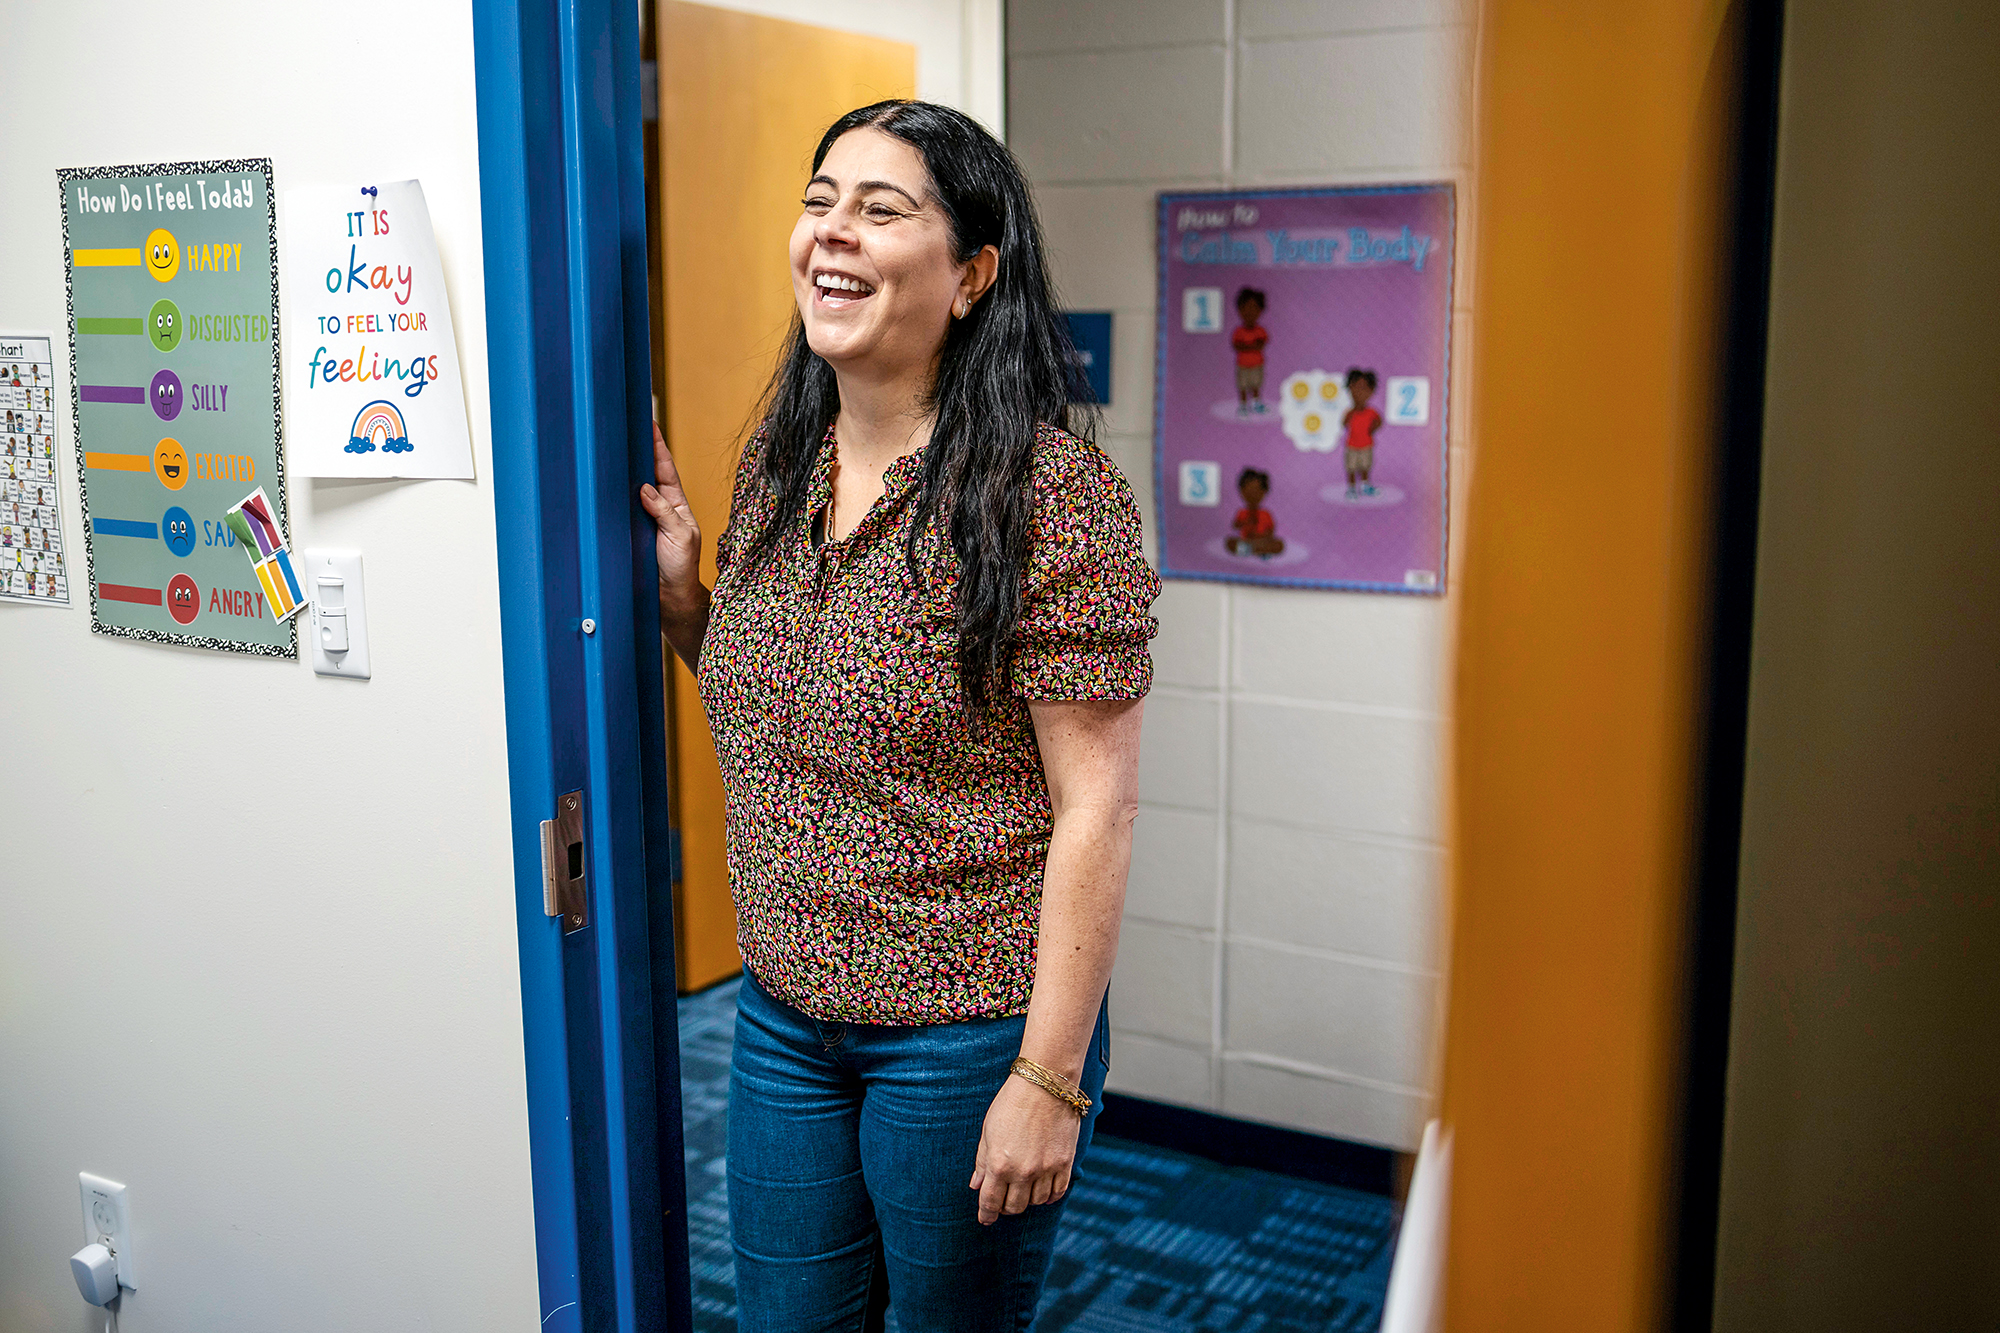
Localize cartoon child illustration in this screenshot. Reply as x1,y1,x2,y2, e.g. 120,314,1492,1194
1231,287,1270,415
1342,367,1382,497
1226,467,1285,557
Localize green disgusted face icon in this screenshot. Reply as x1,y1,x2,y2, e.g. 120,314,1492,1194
148,298,183,352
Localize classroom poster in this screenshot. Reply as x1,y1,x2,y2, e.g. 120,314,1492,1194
1155,186,1455,593
280,180,473,478
0,333,72,607
60,159,294,655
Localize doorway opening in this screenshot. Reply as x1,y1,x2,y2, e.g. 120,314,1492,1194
636,5,1416,1331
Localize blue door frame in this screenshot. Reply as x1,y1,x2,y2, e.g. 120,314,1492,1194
472,1,691,1329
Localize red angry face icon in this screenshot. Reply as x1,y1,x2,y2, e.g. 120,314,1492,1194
167,573,200,625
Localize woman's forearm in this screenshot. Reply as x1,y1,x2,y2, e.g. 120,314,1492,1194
1018,801,1136,1083
661,583,712,674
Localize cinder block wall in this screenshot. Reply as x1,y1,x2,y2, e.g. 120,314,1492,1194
1008,0,1475,1149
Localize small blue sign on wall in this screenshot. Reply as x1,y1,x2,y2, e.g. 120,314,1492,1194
1065,311,1112,404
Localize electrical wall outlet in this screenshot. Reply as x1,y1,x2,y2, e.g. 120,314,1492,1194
78,1173,135,1290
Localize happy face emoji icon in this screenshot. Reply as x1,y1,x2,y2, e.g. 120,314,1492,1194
148,298,183,352
166,573,200,625
150,368,182,422
153,437,189,490
145,228,180,282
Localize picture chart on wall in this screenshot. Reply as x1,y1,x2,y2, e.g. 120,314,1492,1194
1156,185,1455,593
280,179,473,479
0,332,71,607
60,159,293,655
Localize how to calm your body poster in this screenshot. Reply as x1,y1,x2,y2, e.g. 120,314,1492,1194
61,159,294,654
1155,185,1455,593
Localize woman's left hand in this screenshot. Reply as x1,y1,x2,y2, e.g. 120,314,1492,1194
970,1074,1084,1225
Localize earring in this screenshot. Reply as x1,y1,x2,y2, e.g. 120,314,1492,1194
954,300,967,319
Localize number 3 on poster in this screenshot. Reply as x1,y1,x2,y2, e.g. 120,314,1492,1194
1179,461,1221,506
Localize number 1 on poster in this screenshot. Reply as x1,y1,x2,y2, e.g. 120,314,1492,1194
1183,288,1223,333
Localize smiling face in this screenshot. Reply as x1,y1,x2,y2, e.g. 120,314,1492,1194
150,369,182,422
152,437,188,490
144,228,180,282
790,128,991,384
148,298,182,352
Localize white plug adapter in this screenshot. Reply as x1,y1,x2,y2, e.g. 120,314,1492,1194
70,1242,119,1306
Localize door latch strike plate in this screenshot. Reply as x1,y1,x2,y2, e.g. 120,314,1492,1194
541,789,588,933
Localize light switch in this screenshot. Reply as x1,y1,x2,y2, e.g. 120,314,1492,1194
304,549,371,679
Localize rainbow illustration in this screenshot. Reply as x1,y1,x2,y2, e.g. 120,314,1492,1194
347,400,412,455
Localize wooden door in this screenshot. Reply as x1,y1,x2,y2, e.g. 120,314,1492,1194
655,1,916,991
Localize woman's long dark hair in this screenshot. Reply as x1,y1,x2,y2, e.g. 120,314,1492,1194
740,99,1093,710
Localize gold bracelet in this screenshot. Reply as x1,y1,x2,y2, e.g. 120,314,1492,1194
1010,1056,1092,1117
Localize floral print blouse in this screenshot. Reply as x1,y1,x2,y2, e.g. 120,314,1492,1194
697,422,1160,1024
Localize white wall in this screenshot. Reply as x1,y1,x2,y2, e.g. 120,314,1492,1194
672,0,1006,132
1009,0,1475,1150
0,2,541,1330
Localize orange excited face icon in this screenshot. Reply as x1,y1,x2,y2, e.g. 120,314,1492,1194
152,437,189,490
145,228,180,282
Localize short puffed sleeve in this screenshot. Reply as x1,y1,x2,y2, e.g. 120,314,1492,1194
1009,429,1161,700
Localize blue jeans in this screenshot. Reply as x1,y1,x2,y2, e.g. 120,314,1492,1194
728,970,1110,1332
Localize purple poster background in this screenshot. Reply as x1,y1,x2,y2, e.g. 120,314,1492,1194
1154,185,1455,593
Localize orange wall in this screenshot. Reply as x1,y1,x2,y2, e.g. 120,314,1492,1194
1441,1,1736,1326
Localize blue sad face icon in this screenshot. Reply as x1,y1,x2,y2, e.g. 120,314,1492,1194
150,368,182,422
162,505,195,557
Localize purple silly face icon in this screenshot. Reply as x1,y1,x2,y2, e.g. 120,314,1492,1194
150,369,182,422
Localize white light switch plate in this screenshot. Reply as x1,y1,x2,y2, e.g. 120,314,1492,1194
79,1172,135,1290
303,548,371,679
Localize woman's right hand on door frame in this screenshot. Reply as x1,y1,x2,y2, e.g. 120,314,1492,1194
639,419,712,672
639,419,705,615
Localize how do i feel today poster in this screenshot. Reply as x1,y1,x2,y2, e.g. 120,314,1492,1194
60,159,294,655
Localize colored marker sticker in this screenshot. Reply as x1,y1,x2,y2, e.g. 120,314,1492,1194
73,248,142,267
80,385,146,404
98,583,162,606
166,573,199,624
254,549,305,621
77,317,145,336
93,518,158,540
226,489,281,558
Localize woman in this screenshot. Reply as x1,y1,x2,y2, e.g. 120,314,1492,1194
640,100,1158,1330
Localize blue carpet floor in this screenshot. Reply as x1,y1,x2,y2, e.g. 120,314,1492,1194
679,977,1396,1331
